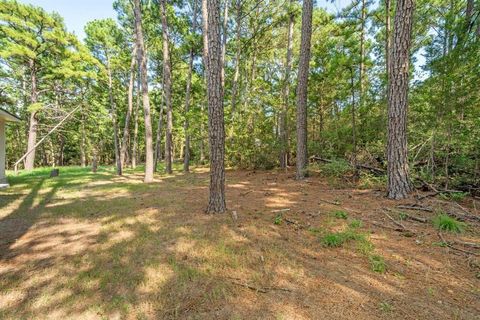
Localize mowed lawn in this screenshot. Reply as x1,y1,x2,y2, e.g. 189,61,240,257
0,166,479,319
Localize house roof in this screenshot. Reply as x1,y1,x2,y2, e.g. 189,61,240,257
0,108,21,122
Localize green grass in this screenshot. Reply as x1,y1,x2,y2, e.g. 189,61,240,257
333,210,348,219
369,255,386,273
432,214,466,233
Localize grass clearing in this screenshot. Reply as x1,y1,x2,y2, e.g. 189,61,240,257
0,166,477,319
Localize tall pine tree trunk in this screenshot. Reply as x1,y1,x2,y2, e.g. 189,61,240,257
230,0,242,116
106,55,122,176
120,43,137,169
279,1,294,169
295,0,313,180
387,0,415,199
203,0,226,213
154,71,165,171
132,75,140,169
160,0,173,174
25,60,38,171
134,0,154,182
184,0,199,172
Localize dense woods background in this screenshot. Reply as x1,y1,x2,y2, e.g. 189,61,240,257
1,0,479,196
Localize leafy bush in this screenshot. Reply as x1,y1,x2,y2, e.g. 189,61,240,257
321,159,352,177
432,214,466,233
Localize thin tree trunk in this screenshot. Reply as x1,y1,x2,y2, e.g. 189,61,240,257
230,0,242,115
154,72,165,171
279,1,294,169
120,43,137,168
80,108,86,167
25,60,38,171
359,0,366,107
184,0,199,172
134,0,154,182
295,0,313,180
132,72,140,169
160,0,174,174
203,0,226,213
350,67,357,169
385,0,391,97
106,55,122,176
386,0,415,199
221,0,229,88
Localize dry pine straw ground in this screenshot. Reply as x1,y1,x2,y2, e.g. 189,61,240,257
0,166,479,320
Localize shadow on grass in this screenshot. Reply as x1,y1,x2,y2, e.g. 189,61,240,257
0,168,478,319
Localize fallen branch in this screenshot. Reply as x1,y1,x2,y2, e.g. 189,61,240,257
397,204,433,212
230,280,293,293
318,198,340,206
240,190,253,196
384,207,427,223
437,233,478,256
310,156,385,175
271,208,290,213
382,210,407,230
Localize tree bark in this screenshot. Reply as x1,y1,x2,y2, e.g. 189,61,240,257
154,71,165,171
203,0,226,213
184,0,199,172
120,43,137,169
221,0,229,88
279,1,294,169
230,0,242,115
134,0,155,182
295,0,313,180
106,54,122,176
160,0,174,174
387,0,415,199
132,70,140,169
25,60,38,171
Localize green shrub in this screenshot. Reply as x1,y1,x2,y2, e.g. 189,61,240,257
322,233,345,247
432,214,465,233
274,214,282,225
321,159,352,177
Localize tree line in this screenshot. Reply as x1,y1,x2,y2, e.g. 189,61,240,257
1,0,479,212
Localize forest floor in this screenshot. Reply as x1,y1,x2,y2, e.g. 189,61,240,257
0,165,479,320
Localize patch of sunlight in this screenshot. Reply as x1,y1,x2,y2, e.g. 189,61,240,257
31,287,73,311
229,183,248,189
354,273,399,295
137,263,174,294
175,226,192,236
168,237,197,255
0,290,25,309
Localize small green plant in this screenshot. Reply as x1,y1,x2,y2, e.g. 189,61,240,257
440,191,469,202
379,301,393,313
398,211,408,221
357,238,375,255
369,254,386,273
333,210,348,219
349,219,362,229
274,214,283,225
432,214,466,233
322,233,345,247
308,227,322,234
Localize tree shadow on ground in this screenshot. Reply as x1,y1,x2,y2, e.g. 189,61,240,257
0,169,478,319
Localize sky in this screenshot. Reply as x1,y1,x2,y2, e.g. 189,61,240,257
20,0,117,41
19,0,352,41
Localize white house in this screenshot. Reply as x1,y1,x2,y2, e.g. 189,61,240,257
0,108,21,187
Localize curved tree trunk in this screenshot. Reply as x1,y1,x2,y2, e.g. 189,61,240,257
204,0,226,213
295,0,313,180
386,0,415,199
134,0,154,183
